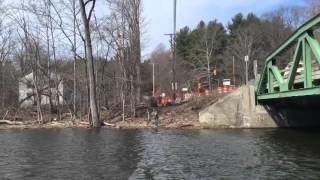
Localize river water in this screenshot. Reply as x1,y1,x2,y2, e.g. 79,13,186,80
0,128,320,179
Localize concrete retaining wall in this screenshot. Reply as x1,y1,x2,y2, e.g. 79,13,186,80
199,86,277,128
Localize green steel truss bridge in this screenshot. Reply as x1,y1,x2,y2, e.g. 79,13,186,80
257,14,320,101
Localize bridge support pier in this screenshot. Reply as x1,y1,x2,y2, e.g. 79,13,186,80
199,86,277,128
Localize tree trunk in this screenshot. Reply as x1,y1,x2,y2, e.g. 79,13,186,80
73,0,77,117
130,74,135,117
79,0,100,128
0,62,4,109
33,70,44,124
135,41,141,103
133,1,142,103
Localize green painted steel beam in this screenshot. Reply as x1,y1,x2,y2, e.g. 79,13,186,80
270,65,288,91
268,66,274,93
257,87,320,100
270,66,285,84
306,33,320,64
257,66,267,94
287,41,302,89
303,39,313,88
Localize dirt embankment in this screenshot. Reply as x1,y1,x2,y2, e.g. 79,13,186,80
0,95,222,130
107,94,222,129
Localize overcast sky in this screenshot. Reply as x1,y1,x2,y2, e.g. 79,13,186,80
142,0,305,58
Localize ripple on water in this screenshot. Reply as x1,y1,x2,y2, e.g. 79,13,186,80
0,129,320,179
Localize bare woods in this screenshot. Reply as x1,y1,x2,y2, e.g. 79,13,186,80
0,0,143,127
0,0,319,128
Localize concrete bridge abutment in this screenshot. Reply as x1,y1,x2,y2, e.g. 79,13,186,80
199,86,277,128
200,85,320,128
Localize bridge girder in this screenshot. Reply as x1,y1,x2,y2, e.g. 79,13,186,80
257,14,320,101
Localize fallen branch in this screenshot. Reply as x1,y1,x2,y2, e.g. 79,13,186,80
78,121,90,126
78,121,115,127
179,124,194,128
1,110,9,120
103,122,115,126
0,120,24,125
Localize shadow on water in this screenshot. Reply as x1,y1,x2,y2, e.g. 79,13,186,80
248,128,320,178
261,95,320,127
259,128,320,154
199,128,320,179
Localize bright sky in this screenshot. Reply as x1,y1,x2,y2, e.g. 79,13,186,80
142,0,305,58
3,0,305,58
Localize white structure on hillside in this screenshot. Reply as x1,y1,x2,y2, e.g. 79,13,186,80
19,72,64,107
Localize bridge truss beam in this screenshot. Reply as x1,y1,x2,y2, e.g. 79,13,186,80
257,14,320,101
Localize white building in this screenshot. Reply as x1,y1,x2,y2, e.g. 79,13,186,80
19,72,64,107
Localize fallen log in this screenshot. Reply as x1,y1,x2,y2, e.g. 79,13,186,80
78,121,90,126
78,121,115,127
0,120,24,125
179,123,194,128
103,122,115,126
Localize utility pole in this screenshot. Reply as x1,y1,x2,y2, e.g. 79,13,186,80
164,33,175,97
232,56,236,86
73,0,77,116
164,33,174,48
165,0,177,102
172,0,177,101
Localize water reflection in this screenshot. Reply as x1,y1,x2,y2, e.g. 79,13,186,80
0,129,320,179
0,129,143,179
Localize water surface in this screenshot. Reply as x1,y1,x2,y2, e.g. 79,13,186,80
0,128,320,179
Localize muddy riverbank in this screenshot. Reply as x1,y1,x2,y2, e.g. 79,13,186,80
0,95,221,130
0,118,205,130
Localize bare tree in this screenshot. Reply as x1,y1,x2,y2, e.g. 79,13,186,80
0,28,13,109
127,0,142,103
79,0,100,127
306,0,320,18
0,0,14,109
105,0,144,119
21,18,44,123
